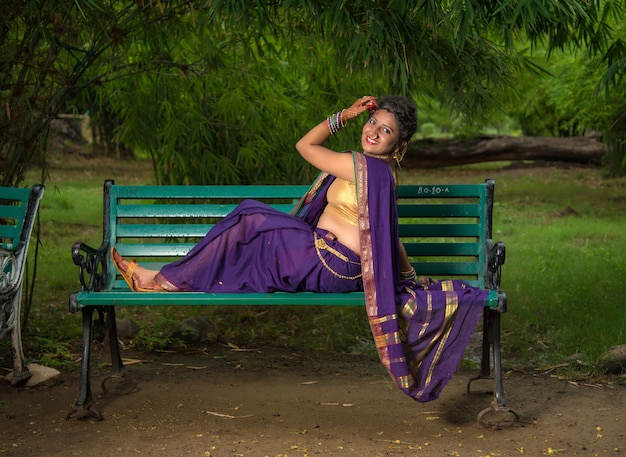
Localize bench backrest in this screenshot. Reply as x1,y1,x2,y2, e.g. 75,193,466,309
0,185,44,251
397,182,493,287
106,179,494,289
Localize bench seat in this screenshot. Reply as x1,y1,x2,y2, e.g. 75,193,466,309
73,289,502,307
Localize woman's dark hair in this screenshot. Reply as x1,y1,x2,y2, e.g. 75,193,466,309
375,95,418,143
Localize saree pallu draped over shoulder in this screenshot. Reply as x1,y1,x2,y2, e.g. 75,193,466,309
354,153,487,402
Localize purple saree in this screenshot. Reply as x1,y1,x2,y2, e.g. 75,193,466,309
353,153,487,402
159,151,486,402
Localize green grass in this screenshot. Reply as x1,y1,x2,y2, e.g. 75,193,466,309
491,167,626,368
403,163,626,369
14,156,626,375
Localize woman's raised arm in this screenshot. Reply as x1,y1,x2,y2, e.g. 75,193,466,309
296,96,377,181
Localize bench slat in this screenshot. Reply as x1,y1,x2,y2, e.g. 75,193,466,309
1,192,29,248
0,224,20,243
404,242,480,256
397,204,481,217
413,262,480,276
110,276,485,292
116,225,484,241
76,288,500,308
113,185,309,199
0,187,31,200
116,203,296,218
79,290,368,306
114,244,197,257
116,224,213,238
397,184,487,198
399,224,481,237
0,204,27,219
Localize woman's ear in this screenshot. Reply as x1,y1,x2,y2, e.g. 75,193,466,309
396,140,407,151
393,141,409,164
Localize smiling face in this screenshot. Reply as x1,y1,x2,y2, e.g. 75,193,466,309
360,109,402,158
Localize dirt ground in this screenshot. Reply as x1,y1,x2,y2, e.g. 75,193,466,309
1,343,624,457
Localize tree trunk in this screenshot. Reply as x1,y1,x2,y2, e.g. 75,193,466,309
404,136,606,168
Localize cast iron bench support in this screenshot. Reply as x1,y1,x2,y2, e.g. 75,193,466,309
1,184,45,385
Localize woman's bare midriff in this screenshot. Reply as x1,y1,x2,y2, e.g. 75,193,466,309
316,210,360,255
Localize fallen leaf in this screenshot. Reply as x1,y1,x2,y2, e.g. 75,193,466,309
204,410,254,419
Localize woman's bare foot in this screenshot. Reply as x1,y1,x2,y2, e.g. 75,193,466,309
111,247,163,291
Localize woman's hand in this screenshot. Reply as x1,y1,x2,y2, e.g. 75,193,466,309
342,96,378,121
295,95,378,181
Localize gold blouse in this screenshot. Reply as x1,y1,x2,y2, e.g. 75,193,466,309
324,178,358,226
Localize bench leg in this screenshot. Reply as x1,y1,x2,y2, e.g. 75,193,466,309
467,309,519,425
490,310,507,409
66,306,128,421
467,309,493,391
100,306,126,396
8,294,32,385
66,307,102,420
107,306,124,374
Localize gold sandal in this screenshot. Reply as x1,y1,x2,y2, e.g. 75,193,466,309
111,247,153,292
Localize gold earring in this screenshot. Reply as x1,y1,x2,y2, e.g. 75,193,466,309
392,144,408,167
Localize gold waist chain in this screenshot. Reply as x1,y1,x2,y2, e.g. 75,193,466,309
314,234,362,281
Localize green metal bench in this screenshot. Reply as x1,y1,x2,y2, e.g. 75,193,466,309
1,184,45,385
68,179,516,423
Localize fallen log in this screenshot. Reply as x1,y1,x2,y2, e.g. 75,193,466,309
404,136,606,168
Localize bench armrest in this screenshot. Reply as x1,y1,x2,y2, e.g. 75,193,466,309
485,239,505,288
486,239,507,312
0,242,27,297
69,180,115,313
71,241,109,294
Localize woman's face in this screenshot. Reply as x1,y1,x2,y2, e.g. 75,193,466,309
361,109,401,157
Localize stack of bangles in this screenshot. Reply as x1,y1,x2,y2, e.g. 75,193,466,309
400,268,417,282
328,110,347,134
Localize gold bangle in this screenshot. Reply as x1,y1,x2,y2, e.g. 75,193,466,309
400,268,417,281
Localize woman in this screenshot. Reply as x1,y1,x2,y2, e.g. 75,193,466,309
113,95,488,402
112,95,414,293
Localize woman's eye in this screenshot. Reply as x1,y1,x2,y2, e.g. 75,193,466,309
382,127,391,135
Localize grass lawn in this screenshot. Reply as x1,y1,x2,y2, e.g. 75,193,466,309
13,153,626,375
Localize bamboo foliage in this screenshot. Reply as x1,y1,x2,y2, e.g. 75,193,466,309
1,0,198,186
1,0,626,187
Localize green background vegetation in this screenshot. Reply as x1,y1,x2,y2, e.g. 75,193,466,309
3,1,626,188
2,1,626,379
11,156,626,377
